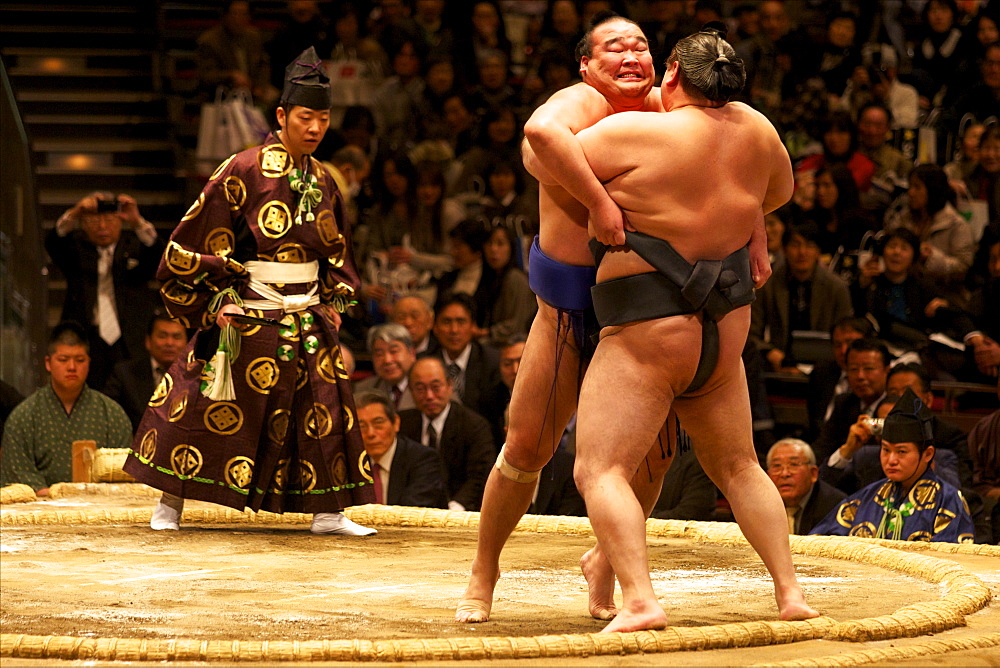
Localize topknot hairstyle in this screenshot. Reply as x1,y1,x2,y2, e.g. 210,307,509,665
667,22,745,102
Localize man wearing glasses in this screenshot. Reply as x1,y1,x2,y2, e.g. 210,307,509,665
765,438,845,535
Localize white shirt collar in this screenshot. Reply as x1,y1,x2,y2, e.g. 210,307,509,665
442,343,472,372
422,402,452,444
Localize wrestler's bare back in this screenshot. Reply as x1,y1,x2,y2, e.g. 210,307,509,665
577,101,792,283
524,82,663,267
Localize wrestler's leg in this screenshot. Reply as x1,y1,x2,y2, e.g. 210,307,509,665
457,299,581,623
576,320,693,633
674,311,818,622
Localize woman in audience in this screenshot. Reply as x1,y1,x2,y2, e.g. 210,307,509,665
945,120,985,191
453,1,512,88
450,106,524,196
884,163,974,300
909,0,972,106
363,152,420,309
963,125,1000,230
807,163,874,271
480,157,538,260
797,110,877,194
475,224,537,345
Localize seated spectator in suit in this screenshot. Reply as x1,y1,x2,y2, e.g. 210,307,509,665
355,390,448,508
807,317,875,439
435,219,489,304
483,334,526,449
431,292,500,419
103,315,188,432
750,222,854,374
968,395,1000,544
529,443,586,517
45,191,165,391
651,445,717,521
354,323,417,411
813,338,891,464
1,322,132,494
810,388,975,543
391,294,439,355
766,438,846,535
399,357,495,511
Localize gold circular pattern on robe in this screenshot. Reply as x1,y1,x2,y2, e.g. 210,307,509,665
315,348,338,384
206,228,235,257
848,522,877,538
274,243,307,264
181,192,206,222
324,234,347,269
224,456,255,490
160,280,198,307
138,429,157,460
204,401,245,436
200,310,218,330
295,357,309,390
330,453,347,487
209,154,236,181
909,480,940,512
343,405,355,432
174,315,192,330
278,313,300,341
304,403,333,439
298,460,318,492
258,144,293,178
246,357,280,394
170,444,204,478
258,200,293,239
836,499,861,528
907,530,933,542
148,373,173,408
239,309,265,337
333,346,350,380
186,349,199,371
164,241,201,276
873,482,893,506
167,390,189,423
268,409,291,445
359,452,373,483
224,175,247,211
270,458,291,492
315,209,339,246
934,508,956,535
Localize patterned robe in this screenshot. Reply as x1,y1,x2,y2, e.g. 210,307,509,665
809,467,975,543
122,134,375,513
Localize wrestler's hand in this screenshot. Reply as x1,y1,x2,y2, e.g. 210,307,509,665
590,199,626,246
321,304,342,331
215,303,245,329
749,212,771,288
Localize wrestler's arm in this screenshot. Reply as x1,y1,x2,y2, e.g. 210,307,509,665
522,85,627,245
576,113,642,189
751,111,794,288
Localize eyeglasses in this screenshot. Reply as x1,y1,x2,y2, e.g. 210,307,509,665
767,461,810,474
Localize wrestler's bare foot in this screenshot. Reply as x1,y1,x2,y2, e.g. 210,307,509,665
600,601,667,633
456,562,500,623
777,588,820,621
581,547,617,620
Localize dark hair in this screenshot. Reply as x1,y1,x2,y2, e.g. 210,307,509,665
781,221,821,248
48,321,89,355
887,362,932,394
147,314,184,338
340,105,375,132
414,160,448,246
666,23,745,102
908,163,953,214
448,218,490,253
486,157,525,196
819,110,859,158
830,316,875,339
847,337,892,367
980,123,1000,150
922,0,958,27
815,163,861,214
858,102,894,127
502,333,528,350
575,11,641,61
879,227,921,260
435,291,478,323
374,151,417,211
354,390,398,422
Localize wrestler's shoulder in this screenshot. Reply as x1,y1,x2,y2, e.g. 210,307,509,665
541,83,611,117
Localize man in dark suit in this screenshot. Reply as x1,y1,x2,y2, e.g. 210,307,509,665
806,317,875,439
766,438,846,535
45,191,166,390
399,357,495,512
529,446,586,516
353,323,417,411
391,294,440,356
354,390,448,509
431,293,500,419
812,338,891,465
103,315,188,432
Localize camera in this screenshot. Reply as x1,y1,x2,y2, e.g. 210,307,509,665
861,417,884,438
95,198,120,213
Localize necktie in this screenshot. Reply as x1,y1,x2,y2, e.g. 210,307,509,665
447,362,464,397
373,464,384,504
154,366,165,387
96,246,121,345
391,385,403,408
427,423,438,450
785,507,798,534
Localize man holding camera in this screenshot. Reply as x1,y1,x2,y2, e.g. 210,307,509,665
45,192,165,391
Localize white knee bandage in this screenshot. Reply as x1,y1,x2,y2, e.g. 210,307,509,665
495,446,541,484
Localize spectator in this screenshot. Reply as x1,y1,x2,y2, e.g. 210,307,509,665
417,56,459,141
0,323,132,494
764,210,786,266
355,390,448,508
765,438,846,535
855,103,913,213
440,92,477,159
477,225,537,346
528,443,587,516
807,317,875,438
103,315,189,432
734,0,812,118
355,323,418,411
808,164,874,272
883,163,975,294
327,2,390,123
816,10,861,98
750,222,853,374
324,144,372,232
484,334,526,450
797,111,877,196
451,106,525,196
391,293,439,355
651,445,717,522
968,393,1000,544
411,0,455,63
479,157,539,248
964,236,1000,381
841,43,919,130
399,356,495,511
430,292,501,420
465,50,519,121
536,0,584,76
732,3,760,43
196,0,278,106
941,42,1000,144
962,123,1000,227
812,338,892,464
338,104,379,162
453,1,512,89
944,120,985,189
44,191,165,391
436,219,489,303
267,0,333,91
371,36,426,152
910,0,972,107
810,388,975,543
